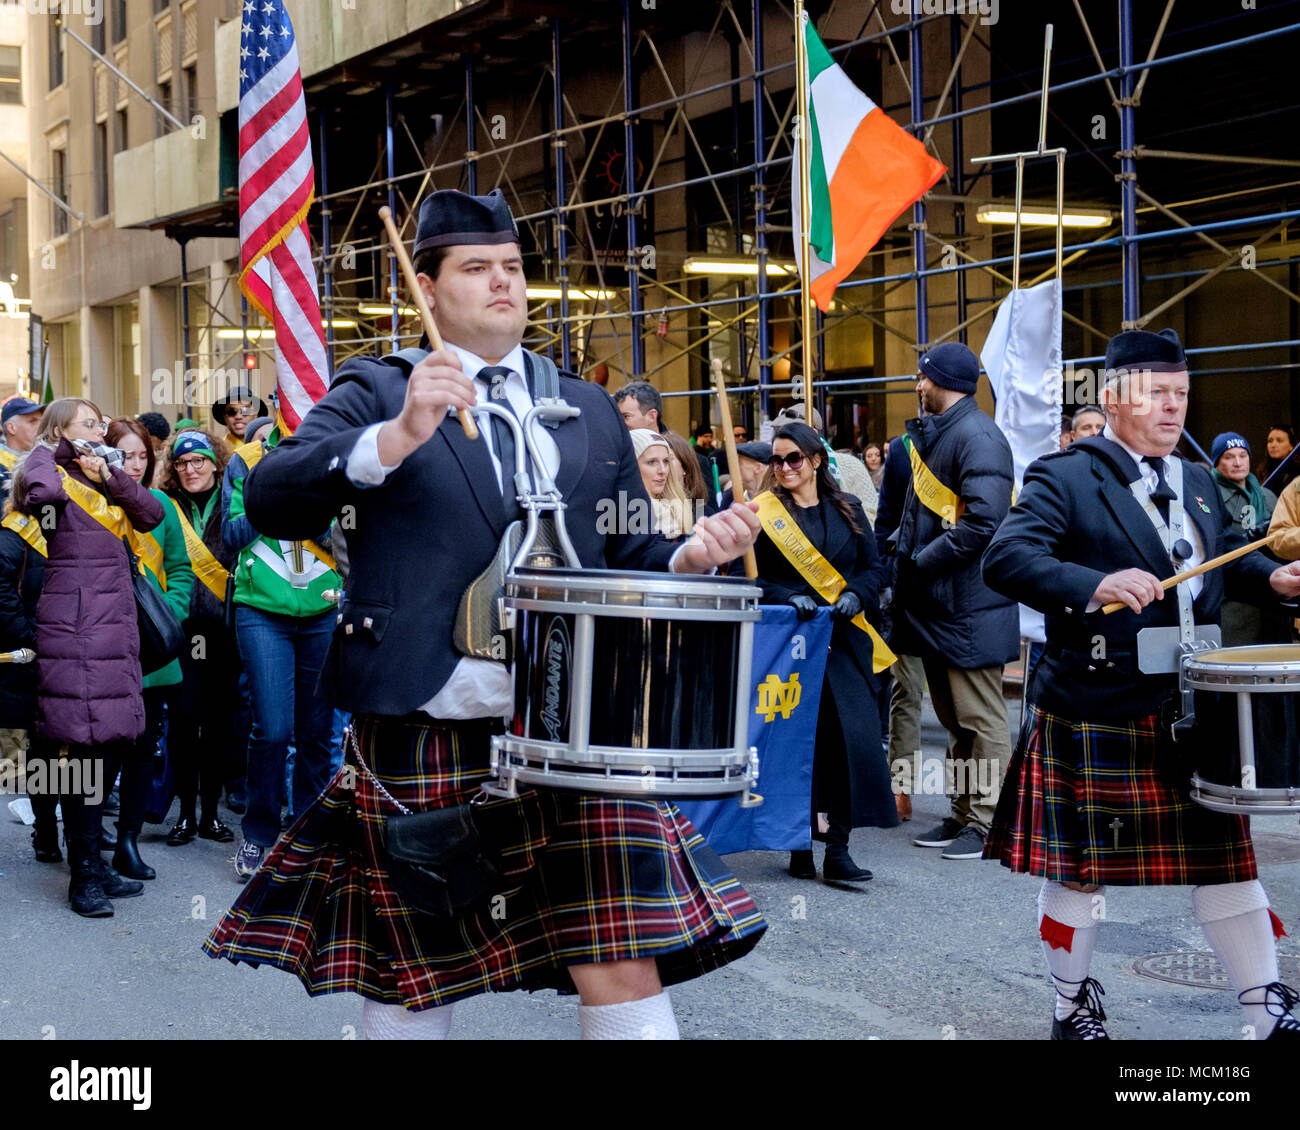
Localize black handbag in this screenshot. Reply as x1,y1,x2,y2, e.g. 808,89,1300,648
124,537,185,675
348,728,504,917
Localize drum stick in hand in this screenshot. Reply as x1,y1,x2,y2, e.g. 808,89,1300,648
711,358,758,580
378,206,479,442
1101,528,1285,614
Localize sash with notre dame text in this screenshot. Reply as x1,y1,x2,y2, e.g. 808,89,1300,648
902,435,965,524
753,491,897,673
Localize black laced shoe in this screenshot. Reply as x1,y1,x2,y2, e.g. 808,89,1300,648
1239,982,1300,1040
1050,977,1110,1040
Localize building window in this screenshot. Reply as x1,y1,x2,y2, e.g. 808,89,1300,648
116,107,128,153
95,123,109,217
48,13,64,90
156,0,168,12
51,148,68,238
113,0,128,45
156,79,170,137
91,14,106,54
0,46,20,105
182,62,196,122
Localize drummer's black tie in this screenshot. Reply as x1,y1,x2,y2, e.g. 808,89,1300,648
477,366,523,517
1143,455,1177,522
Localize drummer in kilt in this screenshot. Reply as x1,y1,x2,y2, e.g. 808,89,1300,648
202,189,767,1039
982,328,1300,1040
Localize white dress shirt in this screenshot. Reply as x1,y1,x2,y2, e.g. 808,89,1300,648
1102,425,1205,599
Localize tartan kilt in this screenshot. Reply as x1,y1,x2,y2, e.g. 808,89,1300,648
983,704,1257,886
203,713,767,1009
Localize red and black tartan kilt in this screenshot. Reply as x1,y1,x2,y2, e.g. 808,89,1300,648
203,714,767,1009
983,704,1257,886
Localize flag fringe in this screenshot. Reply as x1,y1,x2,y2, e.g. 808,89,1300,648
236,188,317,325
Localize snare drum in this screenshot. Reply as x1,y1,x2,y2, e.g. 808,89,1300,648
1185,644,1300,815
484,567,762,804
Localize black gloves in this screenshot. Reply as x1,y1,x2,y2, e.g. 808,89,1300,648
832,591,862,619
788,594,818,621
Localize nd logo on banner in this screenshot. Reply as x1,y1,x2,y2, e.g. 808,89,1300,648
755,673,801,722
676,605,833,854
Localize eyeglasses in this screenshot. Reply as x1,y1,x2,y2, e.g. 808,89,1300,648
225,404,253,418
769,452,806,471
175,456,210,471
77,419,106,432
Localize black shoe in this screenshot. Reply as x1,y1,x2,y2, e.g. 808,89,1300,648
1050,978,1109,1040
788,849,817,879
197,816,234,843
167,817,197,846
912,817,964,848
111,832,156,880
823,851,873,883
98,824,117,852
1240,982,1300,1040
32,828,62,863
92,858,144,899
69,877,113,918
940,825,987,860
102,788,120,817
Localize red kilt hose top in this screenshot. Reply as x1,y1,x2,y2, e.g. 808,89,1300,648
203,349,766,1004
980,436,1280,886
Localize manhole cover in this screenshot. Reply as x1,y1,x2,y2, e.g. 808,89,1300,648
1134,951,1300,990
1252,833,1300,866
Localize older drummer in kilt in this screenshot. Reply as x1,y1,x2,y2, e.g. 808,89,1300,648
983,327,1300,1041
202,189,767,1039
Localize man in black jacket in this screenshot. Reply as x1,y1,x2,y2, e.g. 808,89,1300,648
892,343,1018,860
203,189,765,1041
982,327,1300,1040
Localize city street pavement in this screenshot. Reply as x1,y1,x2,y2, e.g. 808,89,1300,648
3,698,1298,1041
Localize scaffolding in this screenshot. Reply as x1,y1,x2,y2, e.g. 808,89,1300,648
170,0,1300,444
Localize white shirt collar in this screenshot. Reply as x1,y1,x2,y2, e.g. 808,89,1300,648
447,342,526,384
1103,424,1169,474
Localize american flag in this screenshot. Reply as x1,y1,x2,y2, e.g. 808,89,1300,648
237,0,329,434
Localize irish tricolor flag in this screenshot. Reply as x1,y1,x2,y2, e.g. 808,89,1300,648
795,17,947,312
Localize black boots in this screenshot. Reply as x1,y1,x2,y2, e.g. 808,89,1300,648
822,820,873,883
788,850,817,879
68,843,113,918
32,825,62,863
111,829,156,880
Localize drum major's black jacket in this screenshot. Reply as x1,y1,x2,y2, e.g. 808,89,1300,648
241,352,678,716
982,435,1279,720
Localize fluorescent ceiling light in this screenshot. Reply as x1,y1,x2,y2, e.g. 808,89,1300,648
526,285,616,301
358,304,416,316
216,322,356,339
684,257,794,276
975,205,1112,228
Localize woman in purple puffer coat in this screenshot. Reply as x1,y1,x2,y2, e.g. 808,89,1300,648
11,398,164,918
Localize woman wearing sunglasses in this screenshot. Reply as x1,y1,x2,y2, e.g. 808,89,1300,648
748,422,897,884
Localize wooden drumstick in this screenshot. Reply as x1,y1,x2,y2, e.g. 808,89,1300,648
711,358,758,580
1101,528,1286,614
377,206,479,442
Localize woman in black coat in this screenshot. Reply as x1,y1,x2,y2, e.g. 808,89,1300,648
750,423,897,883
0,519,48,858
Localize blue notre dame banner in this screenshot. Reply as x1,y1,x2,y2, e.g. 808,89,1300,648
675,604,832,854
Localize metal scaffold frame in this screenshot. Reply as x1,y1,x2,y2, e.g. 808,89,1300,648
174,0,1300,428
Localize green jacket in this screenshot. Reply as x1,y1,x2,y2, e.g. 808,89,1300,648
141,488,194,689
222,439,338,618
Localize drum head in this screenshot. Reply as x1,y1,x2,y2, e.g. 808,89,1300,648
1186,644,1300,690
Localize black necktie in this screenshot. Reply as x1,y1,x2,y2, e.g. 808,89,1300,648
1142,455,1177,523
477,366,523,517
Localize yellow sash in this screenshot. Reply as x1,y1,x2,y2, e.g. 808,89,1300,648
168,497,229,603
0,448,18,471
902,435,964,524
234,437,335,570
753,491,898,674
2,510,47,556
54,471,165,584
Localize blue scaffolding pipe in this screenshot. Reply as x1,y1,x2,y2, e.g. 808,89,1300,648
909,4,928,348
464,54,478,195
622,0,643,376
385,84,398,351
318,107,335,381
551,19,571,371
753,0,770,416
1119,0,1140,325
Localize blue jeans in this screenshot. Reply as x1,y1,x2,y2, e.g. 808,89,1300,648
235,604,336,848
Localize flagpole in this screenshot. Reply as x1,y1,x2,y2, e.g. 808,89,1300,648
793,0,816,418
